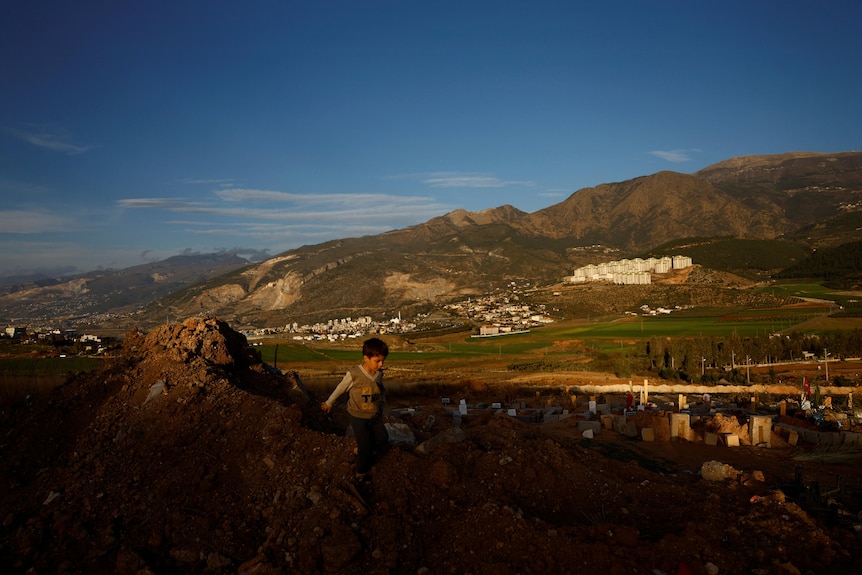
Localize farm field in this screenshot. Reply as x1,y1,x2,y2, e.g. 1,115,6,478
756,282,862,306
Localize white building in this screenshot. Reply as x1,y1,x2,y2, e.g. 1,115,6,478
571,255,692,284
672,255,692,269
612,271,651,285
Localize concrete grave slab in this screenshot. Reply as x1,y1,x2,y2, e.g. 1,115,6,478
722,434,740,447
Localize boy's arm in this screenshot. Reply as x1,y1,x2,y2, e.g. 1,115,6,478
320,371,353,413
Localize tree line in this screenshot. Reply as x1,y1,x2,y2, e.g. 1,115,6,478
637,329,862,385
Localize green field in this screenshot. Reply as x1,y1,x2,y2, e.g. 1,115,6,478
553,315,807,339
756,282,858,307
0,356,104,404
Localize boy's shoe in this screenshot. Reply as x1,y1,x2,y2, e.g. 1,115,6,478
350,464,369,482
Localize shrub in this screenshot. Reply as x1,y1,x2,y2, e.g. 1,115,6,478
614,358,631,378
832,376,852,387
658,367,677,380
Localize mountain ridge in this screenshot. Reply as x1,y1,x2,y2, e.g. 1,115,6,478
129,151,862,328
513,171,789,248
2,151,861,328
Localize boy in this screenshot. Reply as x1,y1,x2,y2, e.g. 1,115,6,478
321,337,390,479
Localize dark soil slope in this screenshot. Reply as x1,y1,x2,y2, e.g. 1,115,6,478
1,318,860,574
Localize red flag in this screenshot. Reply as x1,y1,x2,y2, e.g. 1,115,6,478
803,377,811,399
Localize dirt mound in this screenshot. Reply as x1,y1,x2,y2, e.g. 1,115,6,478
2,318,861,574
698,412,751,444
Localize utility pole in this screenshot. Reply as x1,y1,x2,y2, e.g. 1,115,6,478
746,355,751,385
824,348,829,384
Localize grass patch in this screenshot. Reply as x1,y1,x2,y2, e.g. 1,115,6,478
257,343,336,363
0,356,103,405
757,282,858,307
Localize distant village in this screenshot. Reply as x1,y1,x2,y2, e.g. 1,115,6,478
3,326,112,354
245,281,554,341
249,314,415,342
444,282,554,337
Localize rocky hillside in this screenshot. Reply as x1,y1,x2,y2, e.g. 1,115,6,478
695,151,862,223
134,152,862,328
2,318,860,574
514,170,788,247
0,252,252,324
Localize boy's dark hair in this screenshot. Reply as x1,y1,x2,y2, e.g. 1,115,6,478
362,337,389,358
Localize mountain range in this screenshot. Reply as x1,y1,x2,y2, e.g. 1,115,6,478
2,151,861,329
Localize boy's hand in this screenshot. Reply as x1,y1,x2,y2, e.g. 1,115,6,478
320,402,332,414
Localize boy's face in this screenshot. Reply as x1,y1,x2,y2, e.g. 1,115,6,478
362,353,386,376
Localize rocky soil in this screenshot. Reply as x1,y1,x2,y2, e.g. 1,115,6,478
2,318,861,574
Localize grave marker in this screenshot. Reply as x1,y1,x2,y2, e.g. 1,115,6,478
749,416,772,448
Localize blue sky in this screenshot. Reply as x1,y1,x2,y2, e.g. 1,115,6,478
2,1,861,277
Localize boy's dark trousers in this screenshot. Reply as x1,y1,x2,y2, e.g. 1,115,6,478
350,413,389,474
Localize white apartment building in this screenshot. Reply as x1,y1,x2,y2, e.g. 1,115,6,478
569,255,692,284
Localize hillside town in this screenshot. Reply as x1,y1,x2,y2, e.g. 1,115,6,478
242,281,554,341
3,325,113,353
443,282,554,336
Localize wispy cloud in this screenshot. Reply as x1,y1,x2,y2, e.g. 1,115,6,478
176,178,235,186
117,198,204,209
116,190,452,227
2,126,97,155
180,222,393,240
649,149,701,163
214,188,435,206
538,189,569,199
390,172,534,188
